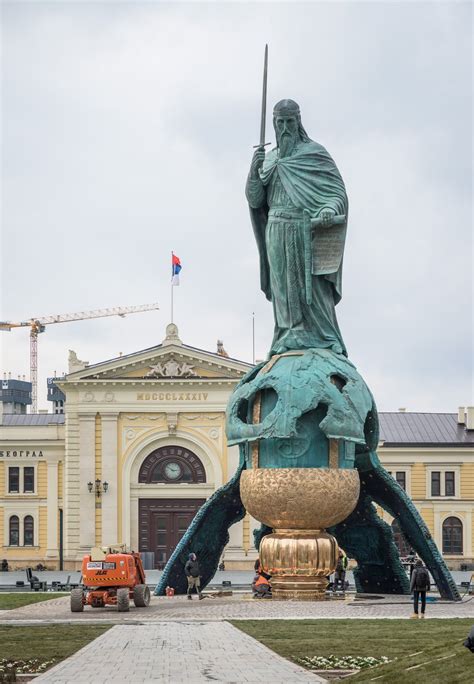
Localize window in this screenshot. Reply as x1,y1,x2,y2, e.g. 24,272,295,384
139,446,206,484
9,516,19,546
429,469,458,497
431,471,441,497
24,467,35,493
395,472,406,491
391,519,411,556
23,516,34,546
445,471,455,497
386,470,408,492
8,467,20,493
442,516,463,555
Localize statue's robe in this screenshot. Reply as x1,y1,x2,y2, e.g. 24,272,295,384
246,140,348,356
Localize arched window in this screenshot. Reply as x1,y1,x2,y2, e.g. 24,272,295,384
9,516,19,546
24,516,34,546
139,446,206,484
391,518,411,557
442,516,463,555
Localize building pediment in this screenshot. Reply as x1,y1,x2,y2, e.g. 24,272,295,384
63,331,252,384
79,350,247,381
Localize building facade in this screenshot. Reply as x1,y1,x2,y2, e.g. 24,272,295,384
1,326,473,571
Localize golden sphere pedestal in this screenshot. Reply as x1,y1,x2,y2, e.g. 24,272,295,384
240,467,360,600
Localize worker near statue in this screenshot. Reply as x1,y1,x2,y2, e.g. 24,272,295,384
246,99,348,357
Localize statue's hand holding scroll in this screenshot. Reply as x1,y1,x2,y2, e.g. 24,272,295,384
318,208,336,227
310,211,346,229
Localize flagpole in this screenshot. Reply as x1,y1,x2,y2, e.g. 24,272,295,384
171,251,174,324
252,312,255,364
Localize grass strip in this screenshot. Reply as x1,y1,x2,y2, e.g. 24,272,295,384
0,593,68,610
0,625,111,670
232,618,473,683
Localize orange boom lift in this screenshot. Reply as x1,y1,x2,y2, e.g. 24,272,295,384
71,545,150,612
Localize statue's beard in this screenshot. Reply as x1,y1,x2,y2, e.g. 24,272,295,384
277,131,298,157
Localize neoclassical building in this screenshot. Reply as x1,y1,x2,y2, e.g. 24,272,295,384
1,325,473,571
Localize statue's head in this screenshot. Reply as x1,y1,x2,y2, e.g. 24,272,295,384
273,99,310,156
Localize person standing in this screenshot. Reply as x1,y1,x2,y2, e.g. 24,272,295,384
410,559,431,618
185,552,203,600
406,549,416,579
333,550,348,593
463,624,474,652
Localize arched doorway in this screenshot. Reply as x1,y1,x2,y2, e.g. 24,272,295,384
138,446,207,569
391,518,411,557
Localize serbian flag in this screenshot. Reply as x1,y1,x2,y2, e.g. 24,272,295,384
171,253,182,285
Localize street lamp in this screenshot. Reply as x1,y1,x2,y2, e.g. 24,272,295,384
87,479,109,498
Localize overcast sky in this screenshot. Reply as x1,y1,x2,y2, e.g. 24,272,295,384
1,0,472,412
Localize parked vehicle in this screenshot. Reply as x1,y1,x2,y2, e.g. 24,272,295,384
71,546,150,612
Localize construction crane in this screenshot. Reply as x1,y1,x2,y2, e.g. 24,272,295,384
0,303,160,413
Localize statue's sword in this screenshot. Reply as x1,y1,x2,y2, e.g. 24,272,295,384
254,44,271,150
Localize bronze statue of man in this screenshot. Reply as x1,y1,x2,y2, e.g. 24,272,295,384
246,99,348,356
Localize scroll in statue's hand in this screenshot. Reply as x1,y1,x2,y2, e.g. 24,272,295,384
250,148,265,178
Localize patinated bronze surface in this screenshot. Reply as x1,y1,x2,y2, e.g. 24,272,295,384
246,99,347,357
156,85,460,602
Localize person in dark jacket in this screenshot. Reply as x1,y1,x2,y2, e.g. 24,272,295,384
333,550,348,593
185,552,203,600
406,549,416,579
463,624,474,653
410,559,431,618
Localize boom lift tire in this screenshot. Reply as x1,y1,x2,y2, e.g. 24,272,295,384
133,584,151,607
117,587,130,612
70,587,84,612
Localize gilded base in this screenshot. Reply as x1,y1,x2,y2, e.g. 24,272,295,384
260,529,339,601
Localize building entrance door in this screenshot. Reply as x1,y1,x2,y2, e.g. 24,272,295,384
139,499,205,569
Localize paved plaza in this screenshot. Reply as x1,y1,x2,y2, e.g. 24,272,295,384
34,622,324,683
3,592,473,682
1,593,473,624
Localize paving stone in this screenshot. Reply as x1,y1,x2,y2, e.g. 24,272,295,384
1,593,473,623
35,622,324,683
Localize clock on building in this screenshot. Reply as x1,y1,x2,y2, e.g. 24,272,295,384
164,462,182,480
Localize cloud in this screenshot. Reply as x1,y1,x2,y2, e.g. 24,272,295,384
1,1,472,411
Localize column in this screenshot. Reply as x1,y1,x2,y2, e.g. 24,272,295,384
247,514,260,561
101,413,118,545
45,460,59,558
225,519,245,562
79,413,96,549
223,444,246,561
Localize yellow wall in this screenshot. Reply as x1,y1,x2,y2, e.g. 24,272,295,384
411,463,426,498
243,514,250,553
37,461,47,498
95,415,102,546
461,463,474,499
39,506,47,549
420,507,434,535
58,461,63,500
0,506,3,545
472,512,474,557
0,463,4,497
